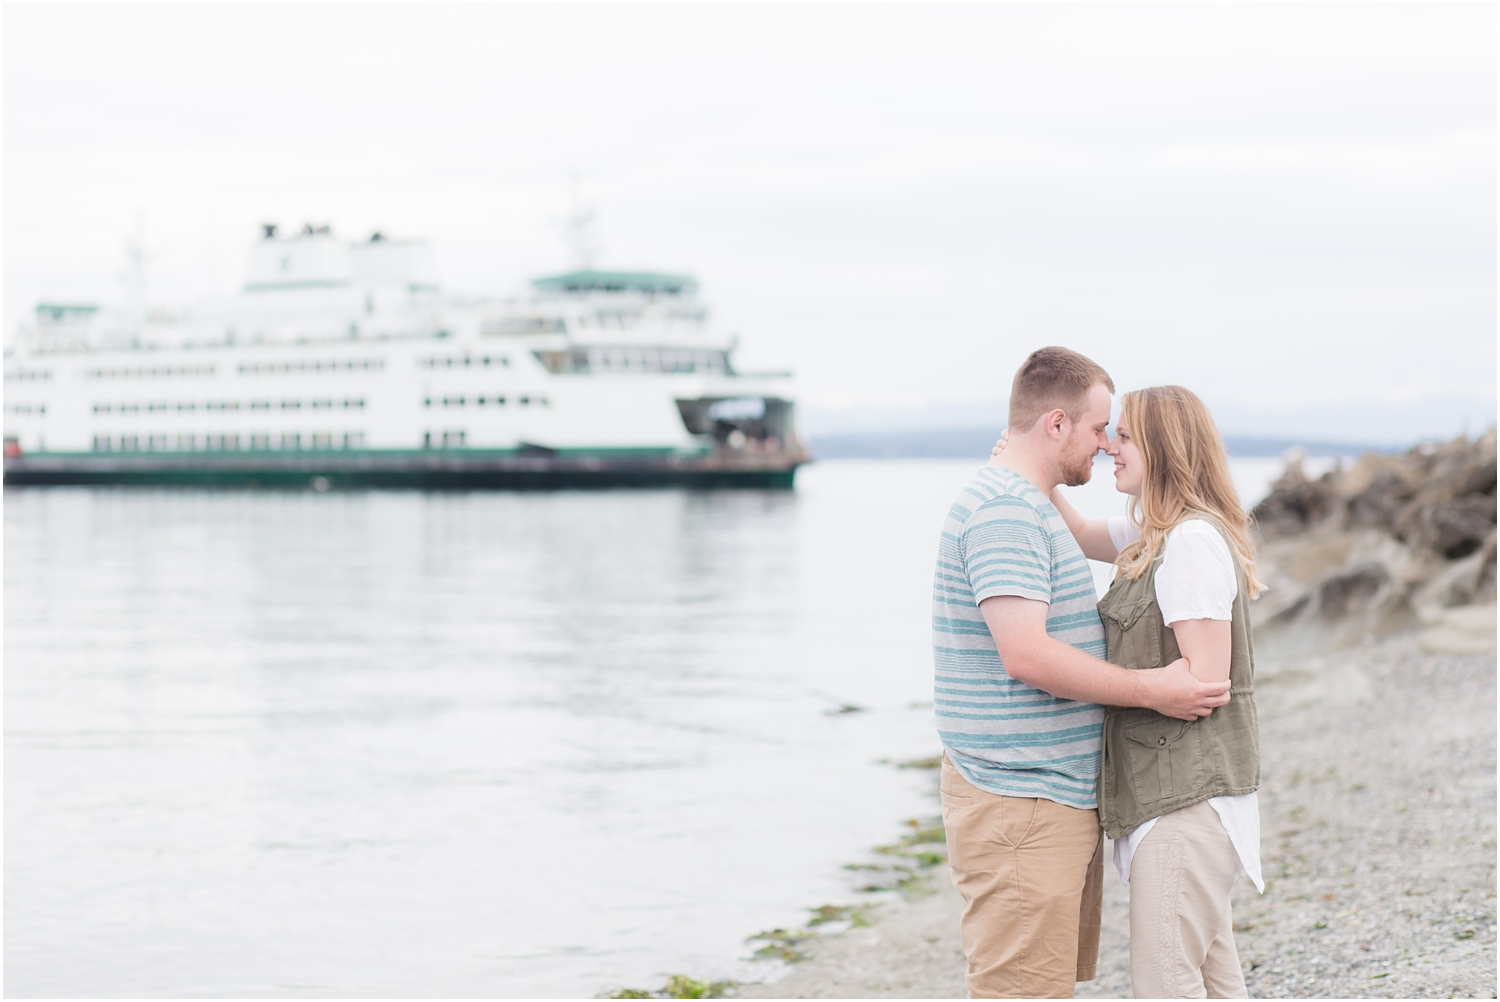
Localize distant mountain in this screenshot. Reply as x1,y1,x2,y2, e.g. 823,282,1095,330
805,428,1402,460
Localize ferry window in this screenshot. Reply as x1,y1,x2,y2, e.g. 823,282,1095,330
251,434,270,450
501,357,509,366
40,405,46,415
124,403,140,413
178,434,196,450
282,400,300,410
482,357,491,367
519,395,530,406
475,396,487,406
343,432,364,448
92,435,111,452
423,398,432,408
496,396,506,405
445,358,455,368
178,402,194,412
223,434,240,450
148,435,168,451
423,431,432,448
312,433,332,449
120,435,140,451
251,401,270,410
280,433,300,450
226,402,241,411
93,404,110,414
539,397,550,407
463,357,472,367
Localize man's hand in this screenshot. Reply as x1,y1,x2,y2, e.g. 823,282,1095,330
1136,657,1231,721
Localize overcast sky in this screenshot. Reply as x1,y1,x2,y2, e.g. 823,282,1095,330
5,5,1494,443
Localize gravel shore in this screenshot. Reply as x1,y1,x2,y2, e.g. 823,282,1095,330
733,624,1497,999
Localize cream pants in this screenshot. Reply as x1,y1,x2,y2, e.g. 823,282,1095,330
1128,799,1249,998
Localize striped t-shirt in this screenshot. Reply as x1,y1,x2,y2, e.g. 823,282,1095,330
932,464,1107,809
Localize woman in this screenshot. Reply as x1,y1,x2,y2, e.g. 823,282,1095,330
996,385,1264,998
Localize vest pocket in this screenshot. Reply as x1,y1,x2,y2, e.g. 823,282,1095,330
1123,716,1206,806
1100,595,1164,669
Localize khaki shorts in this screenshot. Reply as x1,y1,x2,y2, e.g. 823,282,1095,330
941,756,1104,999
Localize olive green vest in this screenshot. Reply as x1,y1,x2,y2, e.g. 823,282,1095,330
1096,520,1260,839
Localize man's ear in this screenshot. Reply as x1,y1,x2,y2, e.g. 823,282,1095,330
1042,408,1069,440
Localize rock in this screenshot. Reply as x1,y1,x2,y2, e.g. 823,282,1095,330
1419,605,1498,655
1251,431,1497,652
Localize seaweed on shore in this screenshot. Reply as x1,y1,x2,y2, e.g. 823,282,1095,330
747,926,818,962
871,818,946,864
601,974,736,999
895,754,943,769
807,903,873,928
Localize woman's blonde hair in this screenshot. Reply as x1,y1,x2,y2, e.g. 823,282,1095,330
1115,385,1265,598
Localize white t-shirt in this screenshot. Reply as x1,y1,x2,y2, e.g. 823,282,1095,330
1104,516,1264,894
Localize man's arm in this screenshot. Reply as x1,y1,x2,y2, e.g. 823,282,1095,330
980,595,1230,720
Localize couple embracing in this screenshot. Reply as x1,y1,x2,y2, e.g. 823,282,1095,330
933,347,1264,999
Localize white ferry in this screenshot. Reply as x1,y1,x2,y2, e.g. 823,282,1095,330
3,225,806,488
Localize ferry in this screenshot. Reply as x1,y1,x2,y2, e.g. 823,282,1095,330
2,225,807,488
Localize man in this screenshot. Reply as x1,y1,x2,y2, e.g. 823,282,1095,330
933,346,1231,999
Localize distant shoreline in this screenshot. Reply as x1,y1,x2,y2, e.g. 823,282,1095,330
805,429,1402,461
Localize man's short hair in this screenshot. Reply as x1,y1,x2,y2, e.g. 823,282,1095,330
1007,347,1115,431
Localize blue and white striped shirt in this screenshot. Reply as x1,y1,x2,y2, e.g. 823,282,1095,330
932,465,1106,809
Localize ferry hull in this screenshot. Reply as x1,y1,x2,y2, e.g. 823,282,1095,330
3,448,808,490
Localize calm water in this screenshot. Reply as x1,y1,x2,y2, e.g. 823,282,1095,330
4,458,1293,998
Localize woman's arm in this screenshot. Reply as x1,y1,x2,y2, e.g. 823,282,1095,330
1168,619,1232,683
1157,521,1237,683
1047,487,1119,562
991,434,1119,561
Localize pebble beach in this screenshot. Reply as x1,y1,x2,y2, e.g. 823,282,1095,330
732,622,1497,1000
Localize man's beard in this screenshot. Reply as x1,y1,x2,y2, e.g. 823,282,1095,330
1059,444,1096,487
